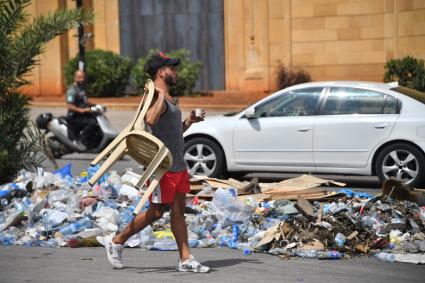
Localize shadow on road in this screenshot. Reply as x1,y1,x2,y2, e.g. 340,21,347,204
202,258,263,268
125,258,262,274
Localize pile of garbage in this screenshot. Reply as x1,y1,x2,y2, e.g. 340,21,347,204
0,165,424,264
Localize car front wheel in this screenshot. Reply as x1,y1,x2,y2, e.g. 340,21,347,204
375,143,425,187
184,137,225,177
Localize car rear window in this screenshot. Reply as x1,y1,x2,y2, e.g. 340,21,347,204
391,87,425,104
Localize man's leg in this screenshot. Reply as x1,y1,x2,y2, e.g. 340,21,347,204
172,192,210,273
113,203,165,245
103,203,166,269
79,117,98,146
170,192,190,261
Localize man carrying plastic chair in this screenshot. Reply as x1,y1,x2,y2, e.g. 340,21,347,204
102,51,210,273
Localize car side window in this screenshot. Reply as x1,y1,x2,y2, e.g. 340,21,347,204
324,87,397,115
256,88,322,117
383,95,398,114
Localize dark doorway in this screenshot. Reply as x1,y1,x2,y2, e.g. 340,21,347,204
120,0,225,90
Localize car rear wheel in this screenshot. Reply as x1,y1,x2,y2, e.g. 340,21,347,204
375,143,425,187
184,137,225,178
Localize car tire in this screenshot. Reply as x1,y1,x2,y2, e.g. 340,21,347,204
184,137,225,178
375,143,425,187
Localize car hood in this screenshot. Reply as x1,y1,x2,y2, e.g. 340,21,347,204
184,114,236,137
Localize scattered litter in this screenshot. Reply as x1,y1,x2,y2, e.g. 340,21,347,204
0,166,424,264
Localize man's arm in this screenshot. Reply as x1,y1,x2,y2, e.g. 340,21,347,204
66,103,91,114
182,118,193,132
182,109,205,133
145,88,166,127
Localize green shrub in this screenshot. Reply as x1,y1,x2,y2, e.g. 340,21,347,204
131,48,203,96
64,49,132,97
276,64,311,90
384,56,425,92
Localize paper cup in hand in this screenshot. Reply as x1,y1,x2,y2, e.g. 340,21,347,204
195,108,203,117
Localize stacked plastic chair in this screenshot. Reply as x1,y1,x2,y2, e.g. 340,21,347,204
88,79,173,214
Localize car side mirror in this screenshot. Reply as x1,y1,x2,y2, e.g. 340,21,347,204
244,107,257,119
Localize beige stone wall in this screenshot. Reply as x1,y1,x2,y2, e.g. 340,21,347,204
23,0,67,97
22,0,120,96
225,0,425,92
22,0,425,96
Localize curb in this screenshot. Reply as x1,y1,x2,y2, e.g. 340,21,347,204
29,100,248,111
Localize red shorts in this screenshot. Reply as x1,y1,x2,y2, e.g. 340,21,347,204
148,170,190,204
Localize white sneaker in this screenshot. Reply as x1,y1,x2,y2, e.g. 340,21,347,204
103,235,124,269
177,255,210,273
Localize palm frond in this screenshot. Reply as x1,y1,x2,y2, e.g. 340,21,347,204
0,0,31,39
16,120,47,171
11,8,94,85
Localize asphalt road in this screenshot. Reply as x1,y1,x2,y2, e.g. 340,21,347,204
1,246,424,283
30,106,382,192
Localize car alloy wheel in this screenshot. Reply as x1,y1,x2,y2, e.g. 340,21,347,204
184,137,226,178
376,143,425,187
184,143,217,176
381,149,419,185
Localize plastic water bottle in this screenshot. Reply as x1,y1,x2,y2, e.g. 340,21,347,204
237,242,254,255
139,225,154,248
152,239,178,251
211,221,223,238
0,189,12,199
41,239,59,248
219,235,237,249
42,212,53,233
88,164,109,184
0,233,16,246
58,217,93,236
188,239,199,248
295,249,318,258
375,252,395,262
120,205,135,228
334,233,346,248
243,225,257,239
196,217,214,237
198,237,216,248
317,250,344,259
232,224,239,242
104,198,118,210
0,198,8,208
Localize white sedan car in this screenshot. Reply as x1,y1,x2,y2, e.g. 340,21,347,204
183,81,425,186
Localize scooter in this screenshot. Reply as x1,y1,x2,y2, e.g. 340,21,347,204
36,105,117,158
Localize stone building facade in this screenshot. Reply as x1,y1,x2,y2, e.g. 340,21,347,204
23,0,425,96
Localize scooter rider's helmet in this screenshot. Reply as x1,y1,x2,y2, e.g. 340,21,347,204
36,113,53,130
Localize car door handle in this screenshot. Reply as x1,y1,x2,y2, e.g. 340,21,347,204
298,128,311,132
374,123,388,129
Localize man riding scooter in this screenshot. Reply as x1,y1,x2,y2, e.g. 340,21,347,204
66,70,99,151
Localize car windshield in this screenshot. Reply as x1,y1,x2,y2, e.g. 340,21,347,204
391,87,425,104
223,108,246,116
223,101,258,116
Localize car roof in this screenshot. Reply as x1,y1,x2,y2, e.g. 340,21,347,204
285,81,394,92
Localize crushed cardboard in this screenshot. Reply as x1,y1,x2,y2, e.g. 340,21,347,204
190,174,347,201
381,179,425,206
261,174,346,193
